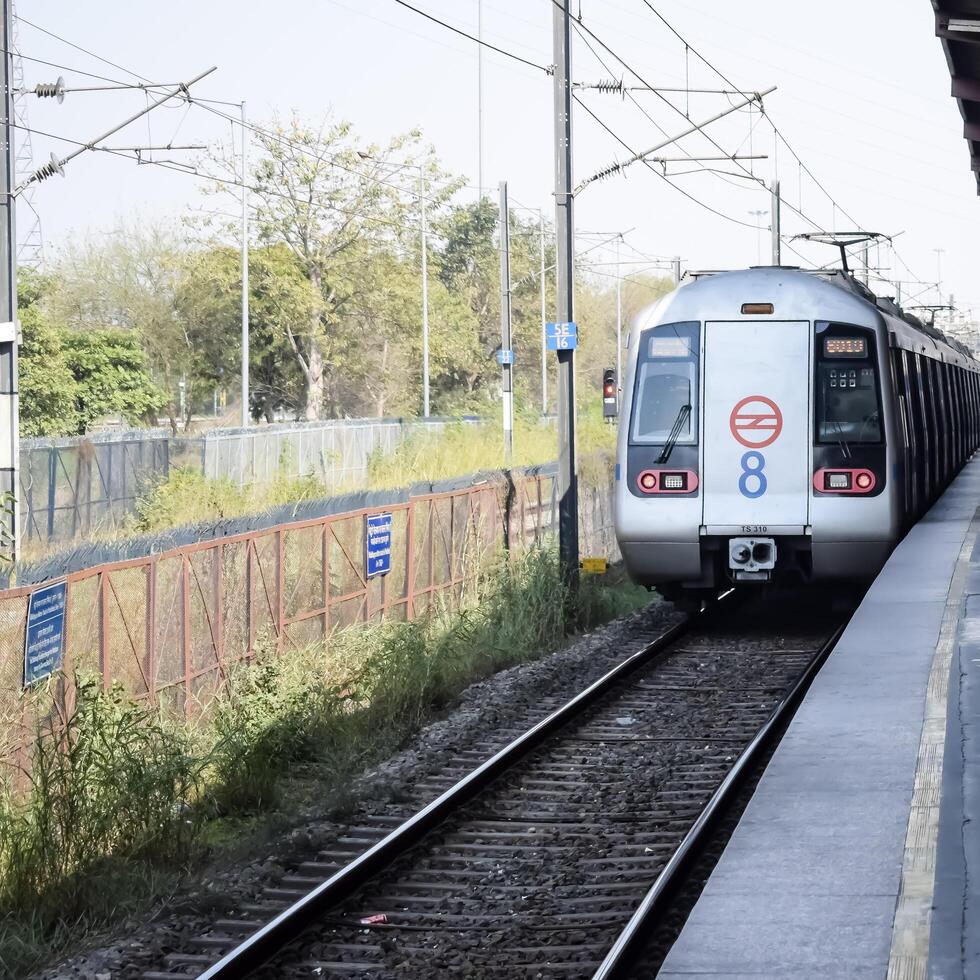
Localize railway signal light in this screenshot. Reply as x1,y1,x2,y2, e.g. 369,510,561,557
602,368,618,419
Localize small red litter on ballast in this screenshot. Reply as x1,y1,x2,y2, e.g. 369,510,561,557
358,914,388,925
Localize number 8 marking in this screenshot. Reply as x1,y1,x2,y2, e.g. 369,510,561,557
739,451,767,498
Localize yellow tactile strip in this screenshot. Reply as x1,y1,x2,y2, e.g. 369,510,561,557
886,516,977,980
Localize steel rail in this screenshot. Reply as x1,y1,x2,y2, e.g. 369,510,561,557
590,618,849,980
197,600,728,979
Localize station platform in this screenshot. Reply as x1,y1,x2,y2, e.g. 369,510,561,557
658,456,980,980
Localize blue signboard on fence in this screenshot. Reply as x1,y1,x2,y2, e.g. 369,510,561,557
24,580,68,686
546,321,577,351
365,512,393,578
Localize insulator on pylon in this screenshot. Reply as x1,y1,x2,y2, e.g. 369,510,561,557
32,153,65,183
593,161,623,183
33,76,65,102
595,78,623,95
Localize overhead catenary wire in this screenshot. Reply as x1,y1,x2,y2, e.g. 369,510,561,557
15,118,614,262
572,94,760,230
15,65,218,193
17,15,153,83
12,13,482,205
562,8,828,237
13,6,776,249
10,120,431,233
386,0,552,74
628,0,907,271
567,1,934,288
16,4,941,300
571,24,754,198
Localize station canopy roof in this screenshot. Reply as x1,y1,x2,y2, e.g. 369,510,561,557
934,1,980,192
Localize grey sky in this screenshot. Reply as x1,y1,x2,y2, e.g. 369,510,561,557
15,1,977,316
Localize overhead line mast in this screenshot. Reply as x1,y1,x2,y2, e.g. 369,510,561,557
0,0,17,558
553,0,578,587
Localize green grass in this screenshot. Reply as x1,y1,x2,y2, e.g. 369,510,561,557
119,413,615,537
128,467,333,534
0,547,648,977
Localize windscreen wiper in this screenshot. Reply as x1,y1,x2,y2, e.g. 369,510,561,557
657,404,692,464
830,420,852,460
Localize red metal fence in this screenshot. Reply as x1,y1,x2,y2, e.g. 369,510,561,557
0,463,619,758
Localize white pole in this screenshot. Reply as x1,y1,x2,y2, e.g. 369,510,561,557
499,181,513,460
539,209,547,415
615,234,622,390
240,101,250,427
477,0,483,197
420,166,430,418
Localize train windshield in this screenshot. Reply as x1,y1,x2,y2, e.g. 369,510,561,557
815,329,882,444
631,322,699,445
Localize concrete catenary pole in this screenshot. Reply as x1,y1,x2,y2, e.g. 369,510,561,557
861,241,870,286
0,0,18,557
553,0,579,583
770,179,781,265
499,181,513,460
420,166,430,417
240,101,250,427
673,256,682,285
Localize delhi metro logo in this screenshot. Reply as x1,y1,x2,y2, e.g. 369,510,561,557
729,395,783,449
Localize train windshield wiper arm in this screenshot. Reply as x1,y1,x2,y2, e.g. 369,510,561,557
657,404,692,464
830,420,852,459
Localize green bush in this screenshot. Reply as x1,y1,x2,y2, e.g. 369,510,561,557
0,678,203,975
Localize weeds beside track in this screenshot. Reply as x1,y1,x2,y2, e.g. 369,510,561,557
0,549,645,978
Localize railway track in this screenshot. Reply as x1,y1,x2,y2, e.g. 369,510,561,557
141,593,846,980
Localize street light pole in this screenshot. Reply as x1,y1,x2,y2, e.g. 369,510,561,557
499,180,513,460
420,165,430,417
477,0,484,197
240,101,249,427
360,153,431,417
615,234,622,390
539,209,547,415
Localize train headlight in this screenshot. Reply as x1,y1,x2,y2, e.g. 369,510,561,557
731,544,751,564
812,468,876,494
638,471,658,492
662,472,686,490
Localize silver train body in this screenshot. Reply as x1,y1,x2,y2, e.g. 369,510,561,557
614,267,980,599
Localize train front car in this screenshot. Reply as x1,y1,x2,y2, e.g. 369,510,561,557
614,267,901,602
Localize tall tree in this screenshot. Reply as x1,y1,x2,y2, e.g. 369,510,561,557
205,113,458,420
43,222,191,429
18,270,79,436
175,244,318,421
60,330,166,433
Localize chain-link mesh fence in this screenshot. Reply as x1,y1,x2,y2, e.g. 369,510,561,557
19,418,479,549
19,430,200,545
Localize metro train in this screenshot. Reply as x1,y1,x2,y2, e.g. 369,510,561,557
613,266,980,602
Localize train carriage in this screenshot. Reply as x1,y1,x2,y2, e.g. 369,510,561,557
614,266,980,602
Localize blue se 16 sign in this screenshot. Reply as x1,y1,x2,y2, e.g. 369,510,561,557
546,321,577,351
24,580,68,686
365,513,393,578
